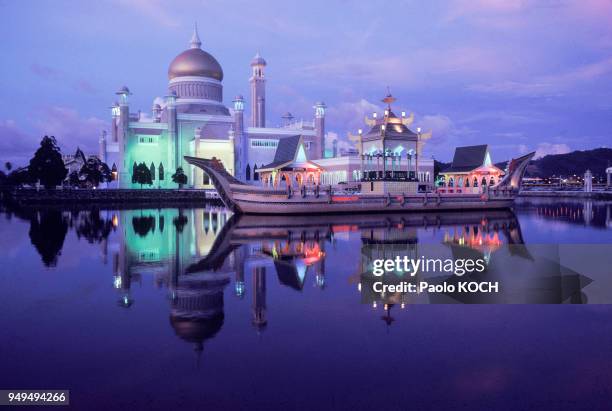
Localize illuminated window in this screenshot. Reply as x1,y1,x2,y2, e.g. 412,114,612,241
251,139,278,148
138,136,158,145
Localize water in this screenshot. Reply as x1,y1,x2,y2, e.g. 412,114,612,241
0,198,611,410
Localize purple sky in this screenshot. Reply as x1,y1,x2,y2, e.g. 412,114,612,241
1,0,611,166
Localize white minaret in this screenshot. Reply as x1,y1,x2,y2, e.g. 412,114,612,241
99,130,107,163
584,169,593,193
250,52,266,127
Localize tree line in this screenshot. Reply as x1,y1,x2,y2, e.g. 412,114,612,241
1,135,189,189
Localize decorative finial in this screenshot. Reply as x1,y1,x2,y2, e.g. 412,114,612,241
382,86,396,108
190,22,202,49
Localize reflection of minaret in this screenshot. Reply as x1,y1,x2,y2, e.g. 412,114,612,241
101,237,108,265
584,200,593,225
235,246,246,298
315,241,326,289
252,267,267,332
114,252,133,308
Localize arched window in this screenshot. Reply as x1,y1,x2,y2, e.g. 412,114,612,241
465,178,470,187
246,164,251,181
482,177,487,187
158,163,164,181
253,164,259,181
490,177,496,186
449,177,454,187
473,177,478,187
203,172,210,185
458,177,464,187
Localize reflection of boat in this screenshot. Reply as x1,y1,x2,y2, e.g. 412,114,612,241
184,152,534,215
187,210,524,274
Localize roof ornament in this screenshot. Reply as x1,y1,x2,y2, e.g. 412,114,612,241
382,86,396,109
190,22,202,49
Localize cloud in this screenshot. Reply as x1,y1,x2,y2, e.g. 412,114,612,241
34,107,108,155
325,98,382,136
30,63,60,80
113,0,180,28
0,120,40,166
30,63,99,95
534,142,571,158
1,107,108,167
460,110,543,126
468,56,612,98
294,46,508,89
75,80,97,94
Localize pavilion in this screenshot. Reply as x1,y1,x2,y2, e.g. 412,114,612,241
256,135,322,189
439,145,505,194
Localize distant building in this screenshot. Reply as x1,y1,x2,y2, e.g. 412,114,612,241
439,145,505,193
62,147,88,176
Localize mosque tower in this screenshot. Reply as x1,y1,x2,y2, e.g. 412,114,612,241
99,130,107,163
314,102,327,159
233,95,246,180
250,52,267,127
115,86,131,184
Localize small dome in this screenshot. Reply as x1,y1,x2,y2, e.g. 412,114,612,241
251,52,266,66
168,48,223,81
116,85,130,95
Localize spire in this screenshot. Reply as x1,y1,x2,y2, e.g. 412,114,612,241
382,86,396,109
190,22,202,49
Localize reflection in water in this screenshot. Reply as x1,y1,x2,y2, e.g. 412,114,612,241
29,210,69,267
1,199,610,353
517,198,612,228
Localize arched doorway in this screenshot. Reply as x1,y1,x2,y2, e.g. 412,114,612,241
307,173,315,186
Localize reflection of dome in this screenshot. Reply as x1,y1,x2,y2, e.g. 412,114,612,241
169,273,229,350
250,52,266,66
168,48,223,81
170,312,225,345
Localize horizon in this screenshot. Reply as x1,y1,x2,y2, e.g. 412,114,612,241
1,0,611,166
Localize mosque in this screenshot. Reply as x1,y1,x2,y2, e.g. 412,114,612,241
100,24,326,189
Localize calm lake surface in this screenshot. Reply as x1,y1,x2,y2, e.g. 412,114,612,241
1,198,611,410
